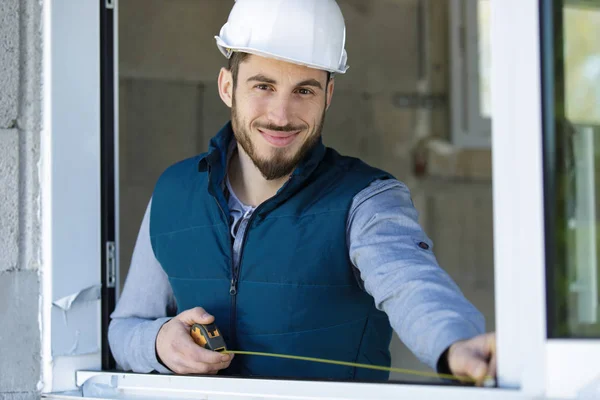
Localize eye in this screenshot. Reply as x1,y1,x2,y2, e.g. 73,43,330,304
255,84,272,91
297,88,314,96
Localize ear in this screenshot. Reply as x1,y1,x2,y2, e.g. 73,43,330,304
218,67,234,108
325,77,335,111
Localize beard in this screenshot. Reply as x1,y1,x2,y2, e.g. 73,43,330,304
231,94,326,181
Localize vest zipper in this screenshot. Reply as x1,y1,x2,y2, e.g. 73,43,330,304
228,208,252,348
230,208,253,291
228,176,295,349
211,195,238,346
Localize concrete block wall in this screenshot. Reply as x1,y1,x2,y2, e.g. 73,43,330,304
118,0,494,381
0,0,43,399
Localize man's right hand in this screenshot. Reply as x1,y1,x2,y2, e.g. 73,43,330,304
156,307,234,375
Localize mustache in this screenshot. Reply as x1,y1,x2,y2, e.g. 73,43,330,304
254,122,306,132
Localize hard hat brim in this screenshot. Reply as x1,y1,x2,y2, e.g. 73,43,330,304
215,36,349,75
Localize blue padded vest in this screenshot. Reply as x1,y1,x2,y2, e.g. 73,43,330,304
150,122,394,381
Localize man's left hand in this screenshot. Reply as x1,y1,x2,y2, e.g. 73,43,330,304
447,332,496,386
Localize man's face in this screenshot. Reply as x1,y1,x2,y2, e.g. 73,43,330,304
219,55,335,180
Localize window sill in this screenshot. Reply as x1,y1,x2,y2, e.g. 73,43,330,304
41,371,532,400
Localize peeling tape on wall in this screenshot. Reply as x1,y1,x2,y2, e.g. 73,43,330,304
52,285,101,311
51,285,102,357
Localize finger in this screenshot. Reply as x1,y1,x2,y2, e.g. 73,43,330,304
484,332,497,356
169,350,225,375
177,307,215,326
174,362,212,375
179,354,233,375
206,358,233,373
165,354,205,375
179,336,234,365
458,355,488,386
452,373,475,385
472,361,489,386
488,351,497,379
446,353,482,385
167,332,232,374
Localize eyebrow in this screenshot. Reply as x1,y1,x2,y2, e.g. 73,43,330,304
246,75,323,90
247,74,277,85
296,79,323,90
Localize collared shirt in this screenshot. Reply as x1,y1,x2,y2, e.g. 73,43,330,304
108,152,485,376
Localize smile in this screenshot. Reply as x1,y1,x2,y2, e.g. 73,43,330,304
258,129,301,148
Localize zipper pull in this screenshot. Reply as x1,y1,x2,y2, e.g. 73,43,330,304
229,279,237,296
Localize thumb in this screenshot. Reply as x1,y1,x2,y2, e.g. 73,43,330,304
469,359,488,383
449,351,487,384
177,307,215,326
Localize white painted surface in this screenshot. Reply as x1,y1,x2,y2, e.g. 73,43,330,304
68,371,527,400
490,0,546,395
41,0,53,392
546,340,600,399
114,0,122,300
51,354,102,394
46,0,102,392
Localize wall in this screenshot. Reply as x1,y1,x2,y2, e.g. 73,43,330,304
0,0,43,398
118,0,494,382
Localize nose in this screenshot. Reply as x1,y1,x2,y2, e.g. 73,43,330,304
267,95,293,127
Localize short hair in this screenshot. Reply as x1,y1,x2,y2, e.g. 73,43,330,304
228,52,252,89
226,51,332,89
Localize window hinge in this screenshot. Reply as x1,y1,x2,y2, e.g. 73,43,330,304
106,241,116,288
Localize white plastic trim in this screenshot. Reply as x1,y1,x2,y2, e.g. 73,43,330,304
546,340,600,399
490,0,546,395
44,0,103,393
65,371,529,400
40,0,53,392
113,0,121,299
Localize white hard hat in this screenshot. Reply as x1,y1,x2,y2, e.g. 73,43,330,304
215,0,349,74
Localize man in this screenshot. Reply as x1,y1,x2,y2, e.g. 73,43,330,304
109,0,496,385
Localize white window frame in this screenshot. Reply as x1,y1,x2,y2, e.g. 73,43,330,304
41,0,599,399
41,0,120,393
539,3,600,399
490,0,546,393
450,0,492,148
492,1,600,398
41,0,104,393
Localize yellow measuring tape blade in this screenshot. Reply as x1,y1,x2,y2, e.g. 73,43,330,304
222,350,494,385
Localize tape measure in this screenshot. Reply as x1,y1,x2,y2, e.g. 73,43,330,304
191,323,227,352
190,323,495,386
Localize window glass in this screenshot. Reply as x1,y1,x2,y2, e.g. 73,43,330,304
478,0,492,118
565,4,600,125
547,0,600,337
